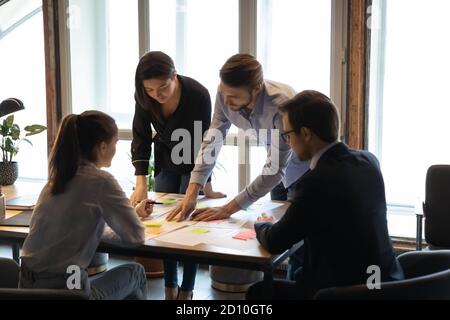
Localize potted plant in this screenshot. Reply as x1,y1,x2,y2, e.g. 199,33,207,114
0,114,46,185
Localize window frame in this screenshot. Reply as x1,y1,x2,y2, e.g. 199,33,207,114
55,0,348,194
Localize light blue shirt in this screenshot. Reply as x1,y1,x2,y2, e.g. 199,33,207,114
190,80,310,209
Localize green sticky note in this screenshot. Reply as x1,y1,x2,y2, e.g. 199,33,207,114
191,228,210,235
162,199,177,205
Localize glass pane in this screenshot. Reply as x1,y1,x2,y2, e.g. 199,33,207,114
0,0,41,32
0,3,47,180
105,140,135,191
211,145,239,198
368,0,450,209
257,0,332,94
250,146,271,202
149,0,239,102
69,0,139,129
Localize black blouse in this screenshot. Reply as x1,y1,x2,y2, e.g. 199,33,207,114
131,75,212,177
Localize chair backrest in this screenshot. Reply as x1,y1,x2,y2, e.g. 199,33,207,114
0,258,20,288
315,250,450,300
424,165,450,247
398,250,450,278
0,258,88,300
0,288,89,300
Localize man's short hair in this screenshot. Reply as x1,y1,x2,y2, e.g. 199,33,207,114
219,54,264,90
280,90,340,143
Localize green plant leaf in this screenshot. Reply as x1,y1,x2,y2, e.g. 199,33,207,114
21,138,33,146
24,125,47,136
0,122,9,136
5,137,17,154
10,124,20,140
5,115,14,129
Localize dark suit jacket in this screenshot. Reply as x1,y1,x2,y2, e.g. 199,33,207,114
255,143,404,298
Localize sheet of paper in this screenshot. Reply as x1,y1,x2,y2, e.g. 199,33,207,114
142,217,196,239
194,217,247,229
208,236,259,251
203,228,258,251
154,226,206,246
154,225,237,246
245,202,284,213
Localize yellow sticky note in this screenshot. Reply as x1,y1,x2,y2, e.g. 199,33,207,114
146,229,162,235
191,228,210,235
143,220,163,228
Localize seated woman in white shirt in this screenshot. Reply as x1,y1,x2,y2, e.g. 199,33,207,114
19,110,154,300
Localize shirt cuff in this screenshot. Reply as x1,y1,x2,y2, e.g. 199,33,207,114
133,160,149,176
233,190,255,210
189,172,209,187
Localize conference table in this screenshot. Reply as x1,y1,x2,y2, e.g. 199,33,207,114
0,180,301,288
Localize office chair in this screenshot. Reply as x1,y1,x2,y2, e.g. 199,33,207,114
0,257,20,288
416,165,450,250
314,250,450,300
0,258,89,300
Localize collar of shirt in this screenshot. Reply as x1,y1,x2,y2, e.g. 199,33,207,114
309,141,339,170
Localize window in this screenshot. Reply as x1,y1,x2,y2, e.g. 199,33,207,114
62,0,344,195
257,0,332,94
367,0,450,237
69,0,139,129
0,0,47,180
149,0,239,100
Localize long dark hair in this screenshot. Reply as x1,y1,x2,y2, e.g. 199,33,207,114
48,111,118,195
134,51,176,121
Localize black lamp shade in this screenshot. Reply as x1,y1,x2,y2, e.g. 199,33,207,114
0,98,25,117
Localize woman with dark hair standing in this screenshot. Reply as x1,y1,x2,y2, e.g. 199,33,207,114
20,111,153,300
130,51,224,300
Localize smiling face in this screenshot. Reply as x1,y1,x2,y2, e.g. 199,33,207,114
219,82,260,112
143,73,177,104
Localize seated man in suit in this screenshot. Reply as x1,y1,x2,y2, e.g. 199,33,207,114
247,90,404,300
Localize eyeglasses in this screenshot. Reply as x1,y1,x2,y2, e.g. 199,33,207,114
281,130,295,143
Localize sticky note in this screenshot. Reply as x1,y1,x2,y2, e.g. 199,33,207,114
191,228,210,235
162,199,177,205
233,229,256,241
146,229,162,235
143,220,163,228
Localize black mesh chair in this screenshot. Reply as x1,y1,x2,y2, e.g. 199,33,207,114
0,258,88,300
314,250,450,300
416,165,450,250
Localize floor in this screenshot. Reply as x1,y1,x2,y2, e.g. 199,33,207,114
0,244,286,300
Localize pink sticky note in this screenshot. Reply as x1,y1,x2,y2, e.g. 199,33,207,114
233,229,256,241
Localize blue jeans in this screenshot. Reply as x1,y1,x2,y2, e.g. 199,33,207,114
20,262,147,300
270,181,305,281
90,263,147,300
155,170,198,291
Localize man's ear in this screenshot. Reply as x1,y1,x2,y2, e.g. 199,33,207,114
302,127,313,141
253,83,263,95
